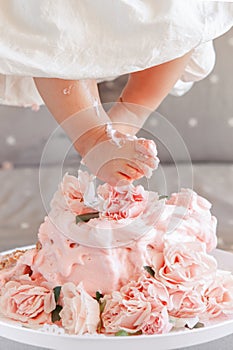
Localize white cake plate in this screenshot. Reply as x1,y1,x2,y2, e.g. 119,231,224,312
0,247,233,350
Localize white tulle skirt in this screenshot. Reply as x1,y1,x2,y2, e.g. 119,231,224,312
0,0,232,106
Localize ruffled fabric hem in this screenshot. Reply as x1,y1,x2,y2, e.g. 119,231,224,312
0,40,216,106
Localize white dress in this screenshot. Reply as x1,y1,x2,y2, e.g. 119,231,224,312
0,0,232,107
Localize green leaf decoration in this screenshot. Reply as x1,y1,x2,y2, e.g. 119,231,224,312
97,320,102,334
96,293,106,333
159,195,168,200
76,212,99,224
53,286,61,304
131,330,142,336
51,305,63,323
193,322,205,329
143,265,155,278
95,291,104,302
115,330,129,337
185,322,205,329
115,330,142,337
99,299,107,314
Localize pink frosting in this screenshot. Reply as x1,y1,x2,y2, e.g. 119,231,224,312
141,308,172,335
169,289,206,318
30,217,161,295
166,188,211,211
0,176,218,299
50,171,96,215
200,270,233,320
0,249,37,288
98,183,149,220
165,189,217,252
49,176,161,249
0,172,227,335
0,280,56,325
60,282,99,334
102,272,172,334
152,242,217,291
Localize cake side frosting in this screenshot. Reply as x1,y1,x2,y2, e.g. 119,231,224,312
0,171,232,336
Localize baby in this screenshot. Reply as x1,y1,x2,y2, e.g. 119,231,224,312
0,2,232,186
34,51,191,185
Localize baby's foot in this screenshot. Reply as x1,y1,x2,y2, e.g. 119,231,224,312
79,124,159,186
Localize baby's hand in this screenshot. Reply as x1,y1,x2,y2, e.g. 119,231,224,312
78,124,159,186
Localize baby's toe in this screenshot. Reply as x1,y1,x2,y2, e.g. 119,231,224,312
135,138,158,157
133,161,153,179
124,162,144,180
134,153,159,169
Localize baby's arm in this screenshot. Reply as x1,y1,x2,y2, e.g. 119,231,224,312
108,51,192,134
34,78,159,185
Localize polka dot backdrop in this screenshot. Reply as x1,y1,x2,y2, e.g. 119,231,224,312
148,27,233,163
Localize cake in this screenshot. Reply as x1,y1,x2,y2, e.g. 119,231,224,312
0,170,233,336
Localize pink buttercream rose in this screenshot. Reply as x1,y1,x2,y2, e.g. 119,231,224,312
166,188,211,212
141,307,172,335
153,242,217,291
102,273,172,334
120,272,171,309
102,291,152,333
60,282,99,334
165,189,217,252
0,248,36,288
0,281,56,325
50,171,96,215
200,271,233,320
98,183,151,220
173,216,217,253
169,290,206,318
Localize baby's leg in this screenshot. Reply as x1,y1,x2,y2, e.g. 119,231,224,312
34,78,159,185
108,51,192,135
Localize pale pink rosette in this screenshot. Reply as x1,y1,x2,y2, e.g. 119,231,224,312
60,282,100,334
102,291,150,334
0,248,36,288
165,189,217,252
173,216,217,253
119,272,171,309
169,289,206,318
200,270,233,320
153,242,217,291
0,281,56,325
98,183,150,220
166,188,212,212
50,171,96,215
102,273,172,334
141,307,172,335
